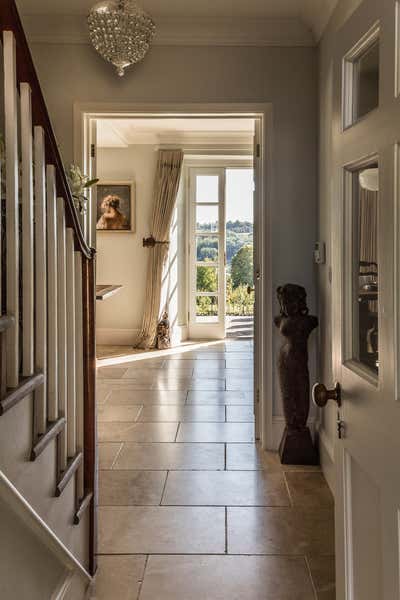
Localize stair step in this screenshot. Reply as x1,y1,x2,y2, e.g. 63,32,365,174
55,452,83,497
0,373,45,416
0,315,15,333
30,417,66,461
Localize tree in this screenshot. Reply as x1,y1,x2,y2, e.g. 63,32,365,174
196,265,218,293
231,244,253,288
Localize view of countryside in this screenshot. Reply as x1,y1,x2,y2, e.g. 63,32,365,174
196,169,254,317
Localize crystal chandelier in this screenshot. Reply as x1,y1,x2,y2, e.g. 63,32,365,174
88,0,156,77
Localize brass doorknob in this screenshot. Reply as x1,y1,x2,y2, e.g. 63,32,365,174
312,382,341,408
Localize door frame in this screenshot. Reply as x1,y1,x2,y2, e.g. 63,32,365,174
73,101,274,450
185,159,254,340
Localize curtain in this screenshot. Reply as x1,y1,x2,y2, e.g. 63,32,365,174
359,188,378,267
135,149,184,349
359,188,378,313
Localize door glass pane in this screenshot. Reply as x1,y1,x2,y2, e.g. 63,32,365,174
196,296,218,322
196,175,219,203
196,204,219,232
196,235,219,262
353,164,379,374
196,266,218,293
354,41,379,120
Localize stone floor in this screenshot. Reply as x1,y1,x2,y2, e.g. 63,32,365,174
92,339,335,600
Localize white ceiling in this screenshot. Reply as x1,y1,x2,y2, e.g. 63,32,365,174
16,0,339,41
97,118,255,148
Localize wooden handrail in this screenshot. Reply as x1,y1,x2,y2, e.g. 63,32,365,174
0,0,93,259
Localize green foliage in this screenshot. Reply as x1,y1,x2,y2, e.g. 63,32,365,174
196,296,218,317
231,245,253,289
196,265,218,293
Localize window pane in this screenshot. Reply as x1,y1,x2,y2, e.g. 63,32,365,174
354,41,379,121
353,164,379,374
196,266,218,293
196,296,219,322
196,235,219,262
196,204,219,232
196,175,219,203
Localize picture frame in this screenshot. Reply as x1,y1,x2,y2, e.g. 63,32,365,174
96,180,135,232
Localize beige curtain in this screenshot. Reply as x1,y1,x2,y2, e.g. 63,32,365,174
135,149,184,349
359,188,378,313
359,188,378,267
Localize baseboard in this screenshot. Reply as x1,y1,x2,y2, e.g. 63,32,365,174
318,425,336,497
271,416,316,450
96,325,188,347
96,328,139,346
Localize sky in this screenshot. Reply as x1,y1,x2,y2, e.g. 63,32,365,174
196,168,254,224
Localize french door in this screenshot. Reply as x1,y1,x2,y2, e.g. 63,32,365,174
315,2,400,598
188,167,226,339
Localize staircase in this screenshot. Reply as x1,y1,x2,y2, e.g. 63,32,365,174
0,1,97,595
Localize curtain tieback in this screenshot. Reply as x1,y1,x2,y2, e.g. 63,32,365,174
143,235,170,248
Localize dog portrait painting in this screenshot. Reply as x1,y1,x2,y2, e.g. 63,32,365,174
96,182,135,232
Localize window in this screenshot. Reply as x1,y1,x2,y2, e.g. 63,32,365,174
343,24,380,128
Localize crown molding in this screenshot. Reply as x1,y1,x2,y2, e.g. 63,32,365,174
20,14,315,47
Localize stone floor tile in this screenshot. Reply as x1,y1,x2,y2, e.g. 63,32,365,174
285,472,334,507
114,442,225,470
97,404,143,422
225,359,253,370
108,389,187,405
97,366,129,379
187,391,252,405
139,555,315,600
177,422,255,443
226,444,281,471
188,379,226,391
98,422,178,443
226,405,255,422
228,507,335,555
96,387,111,405
162,470,290,506
307,555,336,600
90,555,146,600
98,506,225,554
98,442,123,469
137,405,225,422
99,470,167,505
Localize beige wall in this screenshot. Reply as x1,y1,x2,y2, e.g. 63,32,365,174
96,144,184,345
29,41,318,427
96,145,157,344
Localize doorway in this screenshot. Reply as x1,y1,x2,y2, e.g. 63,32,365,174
75,103,271,450
188,163,254,341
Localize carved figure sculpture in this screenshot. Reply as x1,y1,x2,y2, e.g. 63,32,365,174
156,312,171,350
274,284,319,464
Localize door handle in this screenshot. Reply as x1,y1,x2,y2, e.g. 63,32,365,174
312,382,342,408
247,286,254,295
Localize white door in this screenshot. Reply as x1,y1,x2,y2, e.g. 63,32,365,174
315,2,400,598
188,167,226,339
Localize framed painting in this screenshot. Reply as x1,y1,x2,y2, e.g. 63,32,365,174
96,181,135,232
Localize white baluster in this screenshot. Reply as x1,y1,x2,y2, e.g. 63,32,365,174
57,199,67,471
4,31,19,388
34,126,47,435
66,229,76,457
46,165,58,422
20,82,34,377
75,252,84,499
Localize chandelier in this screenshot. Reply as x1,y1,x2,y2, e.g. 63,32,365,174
88,1,156,77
